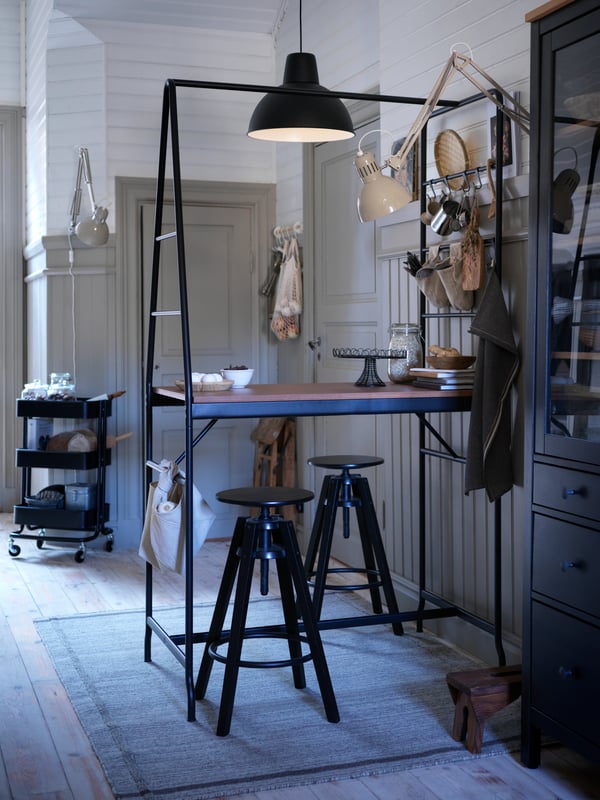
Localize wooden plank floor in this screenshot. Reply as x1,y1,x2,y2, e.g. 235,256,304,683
1,513,599,800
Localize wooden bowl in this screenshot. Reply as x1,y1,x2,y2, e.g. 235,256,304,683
426,355,476,371
175,379,234,393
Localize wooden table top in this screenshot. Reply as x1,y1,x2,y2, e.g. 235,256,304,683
152,381,472,419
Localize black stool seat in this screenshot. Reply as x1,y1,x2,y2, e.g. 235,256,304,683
309,455,384,471
305,454,403,635
217,486,314,508
195,485,339,736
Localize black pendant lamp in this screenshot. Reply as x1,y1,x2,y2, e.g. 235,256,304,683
248,1,354,143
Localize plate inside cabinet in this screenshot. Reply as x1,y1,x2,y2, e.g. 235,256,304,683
434,130,470,188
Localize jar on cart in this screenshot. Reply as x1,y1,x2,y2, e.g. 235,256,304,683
48,372,76,400
387,323,423,383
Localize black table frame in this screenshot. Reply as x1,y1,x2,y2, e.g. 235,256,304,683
145,383,507,722
143,75,510,722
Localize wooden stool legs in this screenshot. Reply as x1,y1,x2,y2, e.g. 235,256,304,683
446,665,522,753
304,471,402,635
195,510,339,736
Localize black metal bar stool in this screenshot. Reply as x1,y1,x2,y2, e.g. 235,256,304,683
195,485,340,736
305,455,403,635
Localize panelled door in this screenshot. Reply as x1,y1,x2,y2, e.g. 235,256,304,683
141,201,257,538
309,122,391,566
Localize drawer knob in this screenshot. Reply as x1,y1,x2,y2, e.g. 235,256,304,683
558,666,575,680
561,486,587,499
560,559,581,572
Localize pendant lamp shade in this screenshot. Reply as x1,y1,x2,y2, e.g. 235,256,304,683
248,52,354,142
354,150,412,222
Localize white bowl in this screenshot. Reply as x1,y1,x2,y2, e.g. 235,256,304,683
221,368,254,388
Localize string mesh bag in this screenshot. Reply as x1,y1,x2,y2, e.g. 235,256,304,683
271,237,303,340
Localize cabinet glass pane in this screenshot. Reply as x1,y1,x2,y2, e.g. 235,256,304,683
548,31,600,443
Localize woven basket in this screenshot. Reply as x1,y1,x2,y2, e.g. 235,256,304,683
426,355,476,370
434,130,470,189
175,379,234,393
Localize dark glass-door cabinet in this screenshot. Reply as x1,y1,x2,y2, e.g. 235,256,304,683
523,0,600,768
9,398,113,562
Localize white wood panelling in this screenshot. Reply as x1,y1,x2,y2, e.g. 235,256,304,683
42,18,277,235
25,0,52,245
379,0,532,187
0,0,21,104
54,0,288,35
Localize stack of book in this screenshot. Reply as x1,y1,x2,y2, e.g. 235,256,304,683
410,367,476,390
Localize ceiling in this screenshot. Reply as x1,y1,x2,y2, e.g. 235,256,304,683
53,0,289,35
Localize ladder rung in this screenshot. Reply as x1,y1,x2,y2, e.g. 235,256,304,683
156,231,177,241
151,310,181,316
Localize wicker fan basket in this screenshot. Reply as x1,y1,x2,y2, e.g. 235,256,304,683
434,130,470,189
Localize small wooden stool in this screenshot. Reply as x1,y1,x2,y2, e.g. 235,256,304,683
446,665,522,753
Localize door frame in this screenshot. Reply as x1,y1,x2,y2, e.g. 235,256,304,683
115,177,275,540
0,106,23,510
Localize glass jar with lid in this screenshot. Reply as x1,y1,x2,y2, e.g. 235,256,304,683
48,372,76,400
387,323,423,383
21,379,48,400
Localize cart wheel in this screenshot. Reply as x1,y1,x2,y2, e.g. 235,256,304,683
36,538,45,550
105,539,113,552
8,539,21,557
75,547,86,563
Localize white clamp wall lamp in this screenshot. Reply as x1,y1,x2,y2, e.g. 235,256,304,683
355,47,531,221
68,146,109,246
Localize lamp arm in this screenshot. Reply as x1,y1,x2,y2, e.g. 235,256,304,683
386,55,457,172
69,157,84,232
79,146,100,212
450,53,530,134
386,51,530,175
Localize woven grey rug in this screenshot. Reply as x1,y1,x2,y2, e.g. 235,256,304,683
36,594,521,799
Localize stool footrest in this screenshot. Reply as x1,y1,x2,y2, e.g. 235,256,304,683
208,631,314,670
308,566,384,594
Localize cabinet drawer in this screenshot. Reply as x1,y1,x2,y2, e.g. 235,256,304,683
532,602,600,747
533,515,600,617
533,462,600,520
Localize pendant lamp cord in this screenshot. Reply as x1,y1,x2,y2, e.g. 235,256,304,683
299,0,303,51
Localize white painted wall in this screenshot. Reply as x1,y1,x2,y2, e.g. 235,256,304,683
0,0,21,105
42,15,277,237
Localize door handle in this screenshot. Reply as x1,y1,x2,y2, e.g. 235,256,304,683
308,337,321,351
